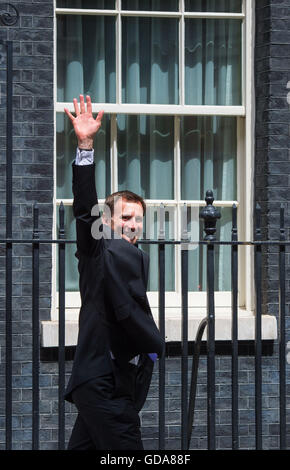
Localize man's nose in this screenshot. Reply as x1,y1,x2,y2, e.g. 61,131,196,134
128,220,136,231
126,218,137,231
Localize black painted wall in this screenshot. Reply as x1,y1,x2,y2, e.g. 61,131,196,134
255,0,290,335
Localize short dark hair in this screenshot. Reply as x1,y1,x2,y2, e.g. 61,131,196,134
104,190,146,217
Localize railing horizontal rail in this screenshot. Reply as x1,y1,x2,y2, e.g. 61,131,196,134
0,238,289,246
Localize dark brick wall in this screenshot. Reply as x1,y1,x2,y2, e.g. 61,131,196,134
254,0,290,450
255,0,290,361
0,1,54,449
0,0,289,450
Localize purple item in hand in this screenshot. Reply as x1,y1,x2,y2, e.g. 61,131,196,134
148,353,157,362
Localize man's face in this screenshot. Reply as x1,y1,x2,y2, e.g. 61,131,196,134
103,198,144,244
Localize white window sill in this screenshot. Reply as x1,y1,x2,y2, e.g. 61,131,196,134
41,308,277,348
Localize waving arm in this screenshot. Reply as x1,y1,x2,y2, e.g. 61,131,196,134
65,95,104,256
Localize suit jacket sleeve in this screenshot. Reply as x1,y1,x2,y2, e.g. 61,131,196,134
104,241,165,358
72,162,103,257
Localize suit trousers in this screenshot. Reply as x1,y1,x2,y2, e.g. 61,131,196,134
67,361,143,450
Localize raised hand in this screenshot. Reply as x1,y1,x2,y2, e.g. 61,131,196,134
64,95,104,149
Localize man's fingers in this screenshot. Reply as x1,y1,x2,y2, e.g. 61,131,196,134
73,98,80,116
86,95,92,115
96,110,104,125
66,97,104,136
64,107,75,122
80,94,85,114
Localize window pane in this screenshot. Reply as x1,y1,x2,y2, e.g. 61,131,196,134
185,19,242,105
57,0,115,8
117,115,174,199
56,113,111,199
57,15,116,102
122,17,179,104
140,207,175,291
187,207,232,291
122,0,178,11
181,116,237,201
185,0,242,12
56,205,79,291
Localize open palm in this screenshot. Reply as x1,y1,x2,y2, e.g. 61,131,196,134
64,95,104,144
72,112,101,141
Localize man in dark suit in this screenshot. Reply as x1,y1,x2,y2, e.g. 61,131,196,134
64,95,165,450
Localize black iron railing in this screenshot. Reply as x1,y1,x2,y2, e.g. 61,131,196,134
0,201,289,450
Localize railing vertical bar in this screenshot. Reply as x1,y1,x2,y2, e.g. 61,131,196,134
231,204,239,449
5,244,12,450
187,317,208,449
5,40,13,237
200,190,219,451
32,204,40,450
279,205,286,450
58,202,66,450
158,203,166,450
5,40,13,451
207,240,215,450
181,203,189,450
254,203,262,450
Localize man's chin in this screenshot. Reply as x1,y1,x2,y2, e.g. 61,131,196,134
121,234,138,244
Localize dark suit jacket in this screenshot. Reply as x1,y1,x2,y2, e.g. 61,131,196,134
65,163,165,410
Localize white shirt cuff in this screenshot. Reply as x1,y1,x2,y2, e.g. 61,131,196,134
75,147,94,165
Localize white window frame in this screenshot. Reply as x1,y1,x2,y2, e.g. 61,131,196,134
49,0,258,334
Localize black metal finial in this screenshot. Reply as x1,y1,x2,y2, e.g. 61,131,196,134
181,203,189,241
32,203,39,240
199,190,221,241
158,203,165,240
280,204,285,242
58,202,65,239
0,3,19,26
255,203,261,241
